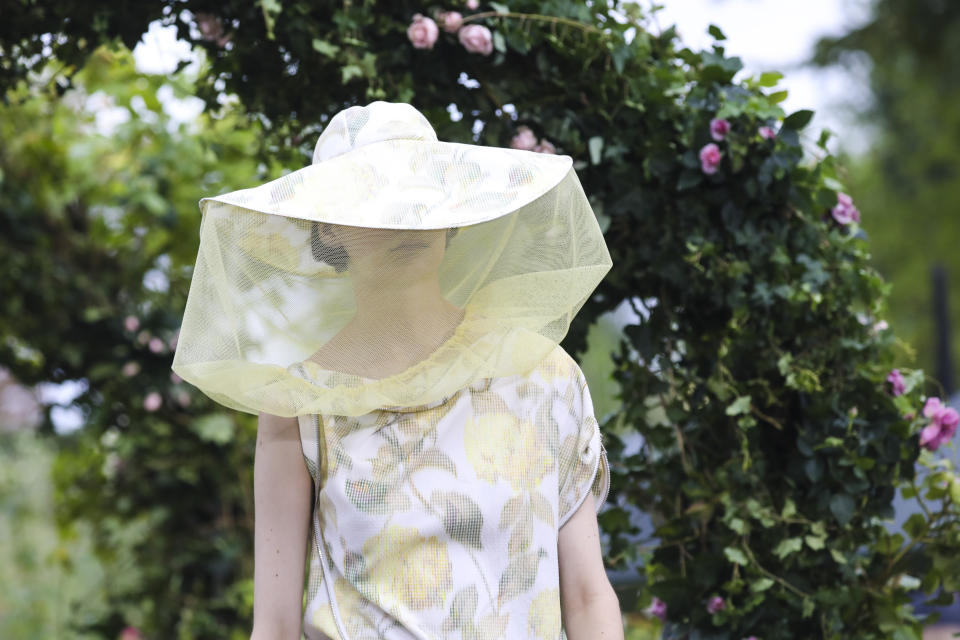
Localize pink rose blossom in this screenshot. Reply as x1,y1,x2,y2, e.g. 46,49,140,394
707,596,726,614
120,627,144,640
646,596,667,622
144,391,162,412
459,24,493,55
436,10,464,33
744,637,759,640
871,320,889,334
533,138,556,154
148,337,165,354
759,126,777,140
886,369,906,396
710,117,731,141
923,397,944,419
509,125,537,151
699,143,722,175
122,361,140,377
831,192,861,225
466,0,480,9
904,412,915,421
407,14,439,49
124,315,140,332
919,397,959,451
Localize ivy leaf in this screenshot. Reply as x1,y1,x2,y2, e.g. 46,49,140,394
782,109,815,131
725,395,752,416
724,546,748,565
829,493,856,525
312,39,340,58
773,537,803,559
758,71,783,87
707,24,726,41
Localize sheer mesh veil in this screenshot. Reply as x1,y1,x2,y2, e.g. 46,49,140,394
172,101,613,417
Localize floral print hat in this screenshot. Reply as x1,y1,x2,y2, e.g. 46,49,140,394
172,101,612,417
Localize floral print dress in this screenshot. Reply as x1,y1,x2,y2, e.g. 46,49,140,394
290,344,610,640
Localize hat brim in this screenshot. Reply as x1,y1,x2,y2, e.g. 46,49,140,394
198,138,573,229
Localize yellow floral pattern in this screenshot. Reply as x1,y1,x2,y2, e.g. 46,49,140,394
294,344,609,639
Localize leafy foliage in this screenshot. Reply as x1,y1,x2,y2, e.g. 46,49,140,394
811,0,960,382
3,1,960,639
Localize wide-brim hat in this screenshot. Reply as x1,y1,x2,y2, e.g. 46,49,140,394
172,101,612,417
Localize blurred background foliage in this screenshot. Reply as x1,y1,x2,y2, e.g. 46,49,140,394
1,0,959,639
812,0,960,384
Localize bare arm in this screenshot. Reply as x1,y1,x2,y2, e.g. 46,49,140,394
558,492,624,640
250,412,313,640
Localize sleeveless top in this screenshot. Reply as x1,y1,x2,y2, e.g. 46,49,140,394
291,344,610,640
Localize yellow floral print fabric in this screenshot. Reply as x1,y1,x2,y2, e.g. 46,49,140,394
293,344,609,640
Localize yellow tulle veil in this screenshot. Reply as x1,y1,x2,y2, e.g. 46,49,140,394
171,101,612,417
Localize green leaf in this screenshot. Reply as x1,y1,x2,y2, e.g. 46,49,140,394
773,537,803,559
768,90,789,104
830,549,847,564
829,493,856,525
707,24,726,41
259,0,283,40
725,395,752,416
903,513,927,539
750,577,774,592
489,2,509,14
312,39,340,58
804,535,825,550
758,71,783,87
492,30,507,54
724,546,748,565
782,109,815,131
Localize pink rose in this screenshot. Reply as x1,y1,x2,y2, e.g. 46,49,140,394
710,117,731,141
871,320,889,334
699,143,722,175
759,126,776,140
121,361,140,377
646,596,667,622
120,627,144,640
923,397,944,419
459,24,493,55
466,0,480,9
509,125,537,151
148,337,165,354
407,14,439,49
124,315,140,332
436,10,463,33
706,596,726,614
144,391,162,412
886,369,906,396
533,138,556,154
831,192,861,225
919,397,959,451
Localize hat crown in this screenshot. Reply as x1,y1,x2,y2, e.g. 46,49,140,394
312,101,439,165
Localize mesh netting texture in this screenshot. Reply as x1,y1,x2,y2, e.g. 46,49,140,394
172,101,613,417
